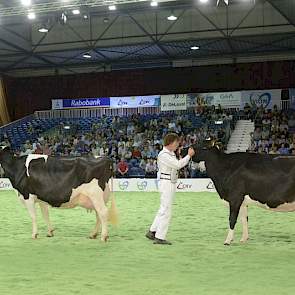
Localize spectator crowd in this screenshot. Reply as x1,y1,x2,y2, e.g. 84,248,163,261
1,106,233,178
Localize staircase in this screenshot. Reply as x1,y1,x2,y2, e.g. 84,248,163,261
226,120,254,153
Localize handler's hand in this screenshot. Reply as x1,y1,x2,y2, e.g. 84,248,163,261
188,147,195,157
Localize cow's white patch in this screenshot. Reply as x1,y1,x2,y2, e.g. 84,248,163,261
243,195,295,212
25,154,48,177
60,179,104,210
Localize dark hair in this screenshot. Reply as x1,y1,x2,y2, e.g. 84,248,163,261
164,133,180,146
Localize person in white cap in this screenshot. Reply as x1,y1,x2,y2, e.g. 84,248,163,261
146,133,195,245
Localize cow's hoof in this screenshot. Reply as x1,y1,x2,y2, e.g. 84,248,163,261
224,242,231,246
46,229,54,237
101,235,109,242
32,234,38,239
240,238,249,243
89,233,98,239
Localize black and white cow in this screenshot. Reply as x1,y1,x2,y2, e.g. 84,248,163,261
0,147,118,242
190,144,295,245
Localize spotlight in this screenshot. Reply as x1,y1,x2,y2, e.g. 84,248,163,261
72,9,80,15
21,0,31,6
83,14,88,19
167,14,177,21
191,46,200,50
109,5,116,11
200,0,209,3
151,1,158,7
38,27,49,33
27,12,36,20
83,53,92,59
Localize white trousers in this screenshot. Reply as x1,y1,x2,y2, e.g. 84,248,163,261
150,180,176,240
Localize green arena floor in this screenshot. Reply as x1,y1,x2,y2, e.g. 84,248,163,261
0,190,294,295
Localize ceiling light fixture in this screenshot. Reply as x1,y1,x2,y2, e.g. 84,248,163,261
83,53,92,59
109,5,116,11
38,27,49,33
21,0,32,6
151,1,158,7
27,11,36,20
167,14,177,21
72,9,80,15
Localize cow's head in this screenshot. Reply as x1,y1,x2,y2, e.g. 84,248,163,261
182,138,221,172
0,146,12,162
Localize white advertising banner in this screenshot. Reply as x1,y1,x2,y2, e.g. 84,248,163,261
113,178,216,193
189,92,241,108
241,89,282,109
161,94,187,111
0,178,13,190
110,96,160,108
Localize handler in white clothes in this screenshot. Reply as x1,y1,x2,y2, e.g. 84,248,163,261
146,133,195,245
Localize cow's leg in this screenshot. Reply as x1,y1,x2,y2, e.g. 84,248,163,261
89,212,100,239
239,205,249,243
224,199,243,245
88,192,109,242
24,195,38,239
39,202,54,237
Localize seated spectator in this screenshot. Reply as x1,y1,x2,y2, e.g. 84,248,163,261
117,158,129,178
244,103,251,117
278,143,290,155
288,115,295,128
91,144,100,157
34,143,43,154
253,128,262,144
139,158,147,171
280,120,289,132
145,159,157,178
118,144,126,158
124,148,132,160
132,147,141,159
261,127,270,140
269,145,278,154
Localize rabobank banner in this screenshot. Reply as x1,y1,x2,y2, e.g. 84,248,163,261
52,98,110,110
110,95,160,108
241,89,282,109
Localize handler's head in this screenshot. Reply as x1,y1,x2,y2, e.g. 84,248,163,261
164,133,180,152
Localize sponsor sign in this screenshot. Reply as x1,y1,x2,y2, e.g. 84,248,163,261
110,96,160,108
113,178,216,193
161,94,187,111
52,97,110,109
189,92,241,108
0,178,13,190
241,89,282,109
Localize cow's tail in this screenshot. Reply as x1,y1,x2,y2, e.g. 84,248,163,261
108,176,119,226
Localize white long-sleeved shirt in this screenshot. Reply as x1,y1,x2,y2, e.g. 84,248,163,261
157,147,191,183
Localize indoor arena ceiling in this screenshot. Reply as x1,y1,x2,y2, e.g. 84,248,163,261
0,0,295,77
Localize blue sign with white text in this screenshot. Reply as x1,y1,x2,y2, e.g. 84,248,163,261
52,97,110,109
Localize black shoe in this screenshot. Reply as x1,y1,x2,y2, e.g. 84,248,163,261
145,231,156,240
153,238,172,245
